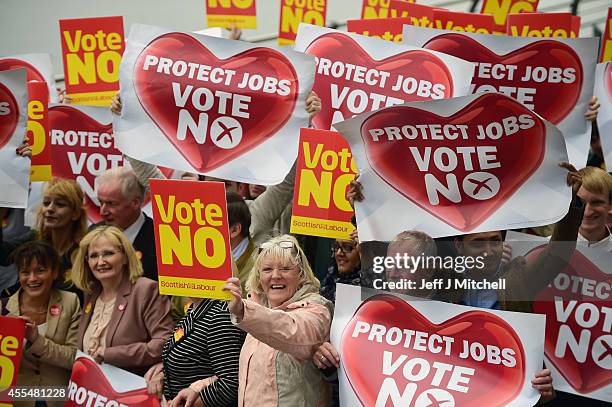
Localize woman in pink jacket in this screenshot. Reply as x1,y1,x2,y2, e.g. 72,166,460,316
223,235,333,407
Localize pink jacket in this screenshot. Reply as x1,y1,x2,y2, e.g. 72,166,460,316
233,285,333,407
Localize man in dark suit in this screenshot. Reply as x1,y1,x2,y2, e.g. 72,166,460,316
94,167,158,281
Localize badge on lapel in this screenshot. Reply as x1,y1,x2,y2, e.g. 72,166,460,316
174,327,184,342
49,305,61,317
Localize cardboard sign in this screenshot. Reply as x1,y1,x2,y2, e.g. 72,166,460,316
595,63,612,168
361,0,414,19
65,352,160,407
59,16,125,106
507,12,579,38
433,10,496,35
392,2,443,28
150,179,232,300
294,24,475,131
333,284,545,407
0,53,58,103
27,82,51,182
0,69,29,209
600,8,612,62
115,23,314,185
480,0,539,34
403,25,598,168
0,317,26,405
48,104,123,223
278,0,327,45
290,128,356,239
347,17,412,43
506,231,612,402
205,0,257,29
334,92,571,241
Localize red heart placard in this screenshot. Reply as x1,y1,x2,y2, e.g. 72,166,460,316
529,245,612,394
342,295,526,407
66,357,160,406
423,34,583,124
0,82,19,150
360,92,546,231
49,105,116,224
305,32,455,130
0,58,46,83
133,33,299,173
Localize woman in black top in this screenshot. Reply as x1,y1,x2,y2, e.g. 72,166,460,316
145,298,245,406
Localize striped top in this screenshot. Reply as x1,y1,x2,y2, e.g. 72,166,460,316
162,299,245,406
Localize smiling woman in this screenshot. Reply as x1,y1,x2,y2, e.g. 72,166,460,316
6,241,81,407
71,226,174,376
223,235,334,407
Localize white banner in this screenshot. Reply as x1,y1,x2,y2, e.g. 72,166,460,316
594,62,612,167
0,53,58,102
507,231,612,403
294,23,475,130
403,25,598,168
334,92,570,241
115,23,315,185
0,69,30,208
332,284,545,407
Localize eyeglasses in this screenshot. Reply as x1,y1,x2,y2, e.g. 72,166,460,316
333,242,356,254
260,265,297,274
86,250,121,262
259,240,295,253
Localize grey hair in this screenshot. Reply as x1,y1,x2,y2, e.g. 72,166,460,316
97,166,146,202
387,230,437,257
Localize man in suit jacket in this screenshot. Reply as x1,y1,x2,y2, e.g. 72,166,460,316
93,167,158,281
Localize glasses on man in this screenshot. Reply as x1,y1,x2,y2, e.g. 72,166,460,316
333,242,356,254
87,250,121,262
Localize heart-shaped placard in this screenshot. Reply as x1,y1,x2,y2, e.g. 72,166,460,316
0,82,19,150
0,58,46,83
133,33,299,172
605,63,612,103
360,92,546,231
342,294,525,407
423,34,583,124
305,32,455,130
529,245,612,394
67,357,160,406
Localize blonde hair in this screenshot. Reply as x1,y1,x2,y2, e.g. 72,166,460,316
579,166,612,202
36,178,87,255
246,235,320,299
71,226,143,293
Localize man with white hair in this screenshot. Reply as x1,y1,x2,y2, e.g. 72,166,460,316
94,166,158,281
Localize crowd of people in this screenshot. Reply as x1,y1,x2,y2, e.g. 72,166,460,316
1,24,611,407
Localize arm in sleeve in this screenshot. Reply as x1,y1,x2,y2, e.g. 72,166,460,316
123,155,167,195
234,299,331,362
104,285,174,370
27,295,80,370
509,200,584,296
199,305,243,406
249,161,296,245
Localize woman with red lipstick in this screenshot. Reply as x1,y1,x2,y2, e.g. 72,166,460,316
5,241,80,407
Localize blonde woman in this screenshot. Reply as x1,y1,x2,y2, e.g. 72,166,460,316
71,226,173,375
223,235,333,407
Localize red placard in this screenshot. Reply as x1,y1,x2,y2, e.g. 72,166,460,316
205,0,257,29
150,179,232,300
600,8,612,62
59,16,125,106
480,0,539,34
278,0,327,45
361,0,414,19
507,12,579,38
27,82,51,182
0,316,26,405
290,128,356,239
347,17,411,43
392,1,442,28
433,10,496,35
